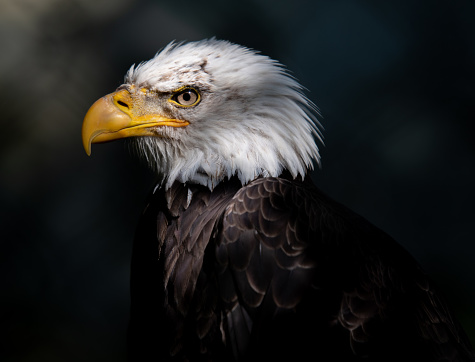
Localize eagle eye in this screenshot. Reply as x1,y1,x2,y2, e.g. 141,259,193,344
170,87,200,107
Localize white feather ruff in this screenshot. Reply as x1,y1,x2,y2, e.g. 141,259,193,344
125,39,323,190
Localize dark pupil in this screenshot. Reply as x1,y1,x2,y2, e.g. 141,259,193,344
182,92,191,102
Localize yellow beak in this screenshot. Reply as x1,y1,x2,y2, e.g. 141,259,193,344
82,89,189,155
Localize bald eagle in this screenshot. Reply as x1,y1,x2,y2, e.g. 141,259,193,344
82,39,474,361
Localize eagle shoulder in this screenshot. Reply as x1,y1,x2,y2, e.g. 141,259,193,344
214,175,475,361
215,175,332,360
128,175,474,361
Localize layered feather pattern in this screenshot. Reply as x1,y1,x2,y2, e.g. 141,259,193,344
128,174,475,361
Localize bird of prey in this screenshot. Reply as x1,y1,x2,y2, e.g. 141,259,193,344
82,39,474,361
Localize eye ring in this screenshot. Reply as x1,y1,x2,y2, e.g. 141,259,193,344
169,87,201,107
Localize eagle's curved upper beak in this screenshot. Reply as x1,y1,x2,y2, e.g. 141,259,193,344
82,89,189,155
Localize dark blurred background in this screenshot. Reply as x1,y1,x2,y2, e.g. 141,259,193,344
1,0,474,360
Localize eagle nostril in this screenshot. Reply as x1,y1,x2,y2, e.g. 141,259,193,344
117,100,129,108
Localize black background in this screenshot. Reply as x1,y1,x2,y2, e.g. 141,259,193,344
1,0,474,360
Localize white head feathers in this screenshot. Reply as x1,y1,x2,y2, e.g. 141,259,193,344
124,39,323,190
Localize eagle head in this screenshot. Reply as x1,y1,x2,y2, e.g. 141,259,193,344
82,39,322,189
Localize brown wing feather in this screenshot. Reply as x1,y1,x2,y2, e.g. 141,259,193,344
128,174,474,362
216,175,475,361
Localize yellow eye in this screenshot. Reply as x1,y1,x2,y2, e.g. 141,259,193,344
170,87,200,107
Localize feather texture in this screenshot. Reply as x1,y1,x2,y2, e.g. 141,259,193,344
125,39,322,190
127,174,475,361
